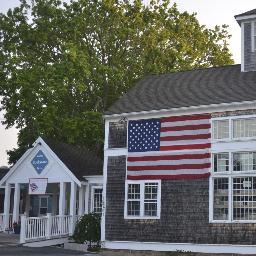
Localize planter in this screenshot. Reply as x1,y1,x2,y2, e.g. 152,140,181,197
64,242,88,252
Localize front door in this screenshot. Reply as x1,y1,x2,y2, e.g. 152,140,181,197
38,196,49,216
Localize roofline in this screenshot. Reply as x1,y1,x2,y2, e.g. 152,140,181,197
235,14,256,22
0,137,81,187
104,100,256,120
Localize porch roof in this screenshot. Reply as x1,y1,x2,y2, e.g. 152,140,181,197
43,138,103,180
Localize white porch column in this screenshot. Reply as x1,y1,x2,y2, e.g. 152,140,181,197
78,185,85,215
84,184,89,214
59,182,66,216
3,183,11,230
70,182,77,216
13,183,20,223
69,182,77,234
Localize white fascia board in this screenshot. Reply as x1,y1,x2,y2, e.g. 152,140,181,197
236,14,256,21
104,100,256,121
38,137,81,187
83,175,103,184
0,147,33,186
104,241,256,254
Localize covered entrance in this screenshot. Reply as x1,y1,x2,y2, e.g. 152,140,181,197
0,137,103,245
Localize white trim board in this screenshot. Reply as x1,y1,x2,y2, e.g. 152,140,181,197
104,241,256,254
104,100,256,121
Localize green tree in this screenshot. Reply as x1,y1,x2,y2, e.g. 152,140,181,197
0,0,233,164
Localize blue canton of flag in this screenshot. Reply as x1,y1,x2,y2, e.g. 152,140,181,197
128,119,161,152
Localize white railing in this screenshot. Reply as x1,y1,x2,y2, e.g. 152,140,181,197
0,214,4,231
20,214,77,243
0,213,15,232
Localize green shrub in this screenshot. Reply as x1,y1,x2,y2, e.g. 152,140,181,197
72,213,101,249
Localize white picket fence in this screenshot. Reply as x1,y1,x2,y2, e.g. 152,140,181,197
20,214,80,243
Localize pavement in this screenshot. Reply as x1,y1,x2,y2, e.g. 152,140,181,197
0,232,100,256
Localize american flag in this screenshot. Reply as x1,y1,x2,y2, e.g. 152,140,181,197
127,114,211,180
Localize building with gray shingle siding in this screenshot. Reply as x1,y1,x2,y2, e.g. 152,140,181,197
102,9,256,254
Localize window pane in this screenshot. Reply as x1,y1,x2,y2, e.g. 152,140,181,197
233,152,256,172
213,120,229,140
108,121,127,148
127,201,140,216
144,183,158,217
93,188,103,214
144,183,158,200
233,177,256,220
128,184,140,199
144,202,157,216
214,153,229,172
233,118,256,138
40,197,48,207
213,178,229,220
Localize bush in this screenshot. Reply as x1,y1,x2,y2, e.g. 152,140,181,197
72,213,101,250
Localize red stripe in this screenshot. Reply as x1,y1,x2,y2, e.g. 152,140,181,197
160,143,211,151
160,133,211,141
127,153,210,162
127,163,211,171
127,173,211,180
161,114,211,123
161,123,210,132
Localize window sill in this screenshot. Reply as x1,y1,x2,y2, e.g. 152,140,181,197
124,216,160,220
212,137,256,143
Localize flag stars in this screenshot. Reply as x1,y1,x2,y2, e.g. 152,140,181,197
128,119,160,152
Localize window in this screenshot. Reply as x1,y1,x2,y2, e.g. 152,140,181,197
233,118,256,138
213,153,229,172
125,181,161,219
213,120,229,140
211,151,256,222
91,187,103,214
252,21,256,52
213,178,229,220
233,152,256,172
108,121,127,148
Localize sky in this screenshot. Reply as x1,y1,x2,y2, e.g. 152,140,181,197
0,0,255,166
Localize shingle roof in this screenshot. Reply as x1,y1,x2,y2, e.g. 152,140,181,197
0,167,9,181
235,9,256,18
105,65,256,116
43,139,103,180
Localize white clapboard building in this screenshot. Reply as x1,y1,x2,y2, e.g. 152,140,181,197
0,137,103,246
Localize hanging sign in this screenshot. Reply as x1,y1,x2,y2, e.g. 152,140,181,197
29,178,48,195
31,150,49,174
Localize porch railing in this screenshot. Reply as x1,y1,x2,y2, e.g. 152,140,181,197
0,213,14,232
20,214,80,243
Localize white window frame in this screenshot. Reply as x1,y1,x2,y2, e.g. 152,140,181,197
91,186,103,215
38,195,49,216
251,21,256,52
212,115,256,143
210,150,256,223
124,180,161,220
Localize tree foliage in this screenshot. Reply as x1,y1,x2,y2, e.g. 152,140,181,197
0,0,234,164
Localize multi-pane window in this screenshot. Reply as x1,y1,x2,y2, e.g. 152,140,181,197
233,177,256,221
92,187,103,214
233,118,256,138
233,152,256,172
213,178,229,220
125,181,161,219
127,184,140,216
213,120,229,140
213,153,229,172
212,151,256,222
108,121,127,148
